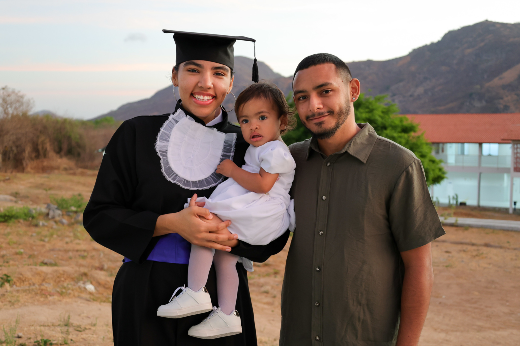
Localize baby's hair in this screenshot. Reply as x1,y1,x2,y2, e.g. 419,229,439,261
235,81,295,135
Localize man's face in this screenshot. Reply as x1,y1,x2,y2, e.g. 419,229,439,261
292,64,352,139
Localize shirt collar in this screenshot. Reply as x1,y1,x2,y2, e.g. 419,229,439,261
205,109,223,127
307,123,378,163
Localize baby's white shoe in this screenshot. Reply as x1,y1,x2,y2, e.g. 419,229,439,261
157,286,212,318
188,307,242,339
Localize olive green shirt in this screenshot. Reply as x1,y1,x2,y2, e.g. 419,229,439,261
280,123,445,346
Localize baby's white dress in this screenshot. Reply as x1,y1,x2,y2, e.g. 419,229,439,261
195,140,296,246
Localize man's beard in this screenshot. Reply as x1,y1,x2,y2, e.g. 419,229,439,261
305,104,350,140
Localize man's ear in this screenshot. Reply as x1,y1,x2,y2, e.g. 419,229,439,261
349,78,361,100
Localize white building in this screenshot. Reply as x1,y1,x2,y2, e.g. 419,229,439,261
408,114,520,213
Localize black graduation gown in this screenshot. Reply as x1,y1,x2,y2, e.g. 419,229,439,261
84,105,290,346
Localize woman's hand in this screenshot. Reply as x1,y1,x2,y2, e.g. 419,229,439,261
216,159,237,178
203,213,239,248
154,194,238,251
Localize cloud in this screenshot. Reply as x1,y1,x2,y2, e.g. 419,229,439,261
124,33,147,42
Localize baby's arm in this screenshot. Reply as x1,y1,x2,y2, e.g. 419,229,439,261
216,159,278,194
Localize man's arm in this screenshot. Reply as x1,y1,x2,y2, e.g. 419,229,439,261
396,242,434,346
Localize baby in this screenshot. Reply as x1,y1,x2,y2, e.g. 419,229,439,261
158,82,295,339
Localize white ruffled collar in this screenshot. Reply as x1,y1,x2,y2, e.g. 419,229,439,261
155,109,236,190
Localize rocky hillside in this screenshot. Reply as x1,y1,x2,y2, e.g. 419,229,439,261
350,20,520,114
93,20,520,121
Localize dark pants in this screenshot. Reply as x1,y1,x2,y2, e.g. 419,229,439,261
112,260,257,346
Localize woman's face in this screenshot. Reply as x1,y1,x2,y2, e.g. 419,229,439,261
172,60,234,123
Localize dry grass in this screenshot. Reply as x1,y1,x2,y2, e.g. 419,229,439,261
0,114,118,173
437,205,520,221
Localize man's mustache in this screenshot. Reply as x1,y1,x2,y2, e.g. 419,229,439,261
306,111,334,122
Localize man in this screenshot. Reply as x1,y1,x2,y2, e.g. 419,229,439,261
280,53,445,346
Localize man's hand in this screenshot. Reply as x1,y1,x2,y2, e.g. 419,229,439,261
154,194,237,251
216,159,237,178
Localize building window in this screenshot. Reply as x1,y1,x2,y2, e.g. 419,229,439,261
430,171,478,205
480,173,511,208
482,143,499,156
481,143,511,168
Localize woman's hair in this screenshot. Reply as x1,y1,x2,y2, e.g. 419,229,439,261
235,81,295,135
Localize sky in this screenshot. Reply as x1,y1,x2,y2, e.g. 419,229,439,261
1,0,519,119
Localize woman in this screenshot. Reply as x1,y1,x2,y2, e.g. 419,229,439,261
83,30,289,346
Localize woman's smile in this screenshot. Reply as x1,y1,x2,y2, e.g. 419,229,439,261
191,92,216,105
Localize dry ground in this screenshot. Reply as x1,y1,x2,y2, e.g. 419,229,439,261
1,173,520,345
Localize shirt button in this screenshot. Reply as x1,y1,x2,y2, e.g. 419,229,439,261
319,231,324,236
315,335,320,341
315,301,320,306
316,267,321,272
326,162,331,167
322,196,326,200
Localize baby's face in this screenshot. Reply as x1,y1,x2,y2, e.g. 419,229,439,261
237,98,282,147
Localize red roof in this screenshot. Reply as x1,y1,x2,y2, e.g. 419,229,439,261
406,113,520,144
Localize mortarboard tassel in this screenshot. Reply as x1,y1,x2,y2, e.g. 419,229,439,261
252,58,259,83
252,41,259,83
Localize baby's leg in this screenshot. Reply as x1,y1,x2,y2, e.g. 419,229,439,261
188,244,215,292
213,250,239,315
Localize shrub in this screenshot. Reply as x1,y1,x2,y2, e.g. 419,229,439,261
0,86,120,172
50,194,87,212
0,206,33,223
0,274,13,287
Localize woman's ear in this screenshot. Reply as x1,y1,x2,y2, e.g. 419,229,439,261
228,76,234,93
172,68,179,87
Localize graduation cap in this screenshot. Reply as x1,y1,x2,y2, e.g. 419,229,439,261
163,29,259,83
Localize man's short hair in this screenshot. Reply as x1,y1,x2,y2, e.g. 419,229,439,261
292,53,352,84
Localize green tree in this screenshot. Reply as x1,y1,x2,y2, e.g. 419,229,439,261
282,93,446,186
91,116,116,127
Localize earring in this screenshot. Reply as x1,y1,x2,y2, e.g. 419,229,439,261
220,91,237,113
172,84,178,103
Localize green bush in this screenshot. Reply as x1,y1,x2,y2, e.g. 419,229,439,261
50,194,86,212
91,116,116,127
0,206,33,223
0,274,13,287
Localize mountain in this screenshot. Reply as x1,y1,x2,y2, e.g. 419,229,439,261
92,57,289,123
93,20,520,121
349,20,520,114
